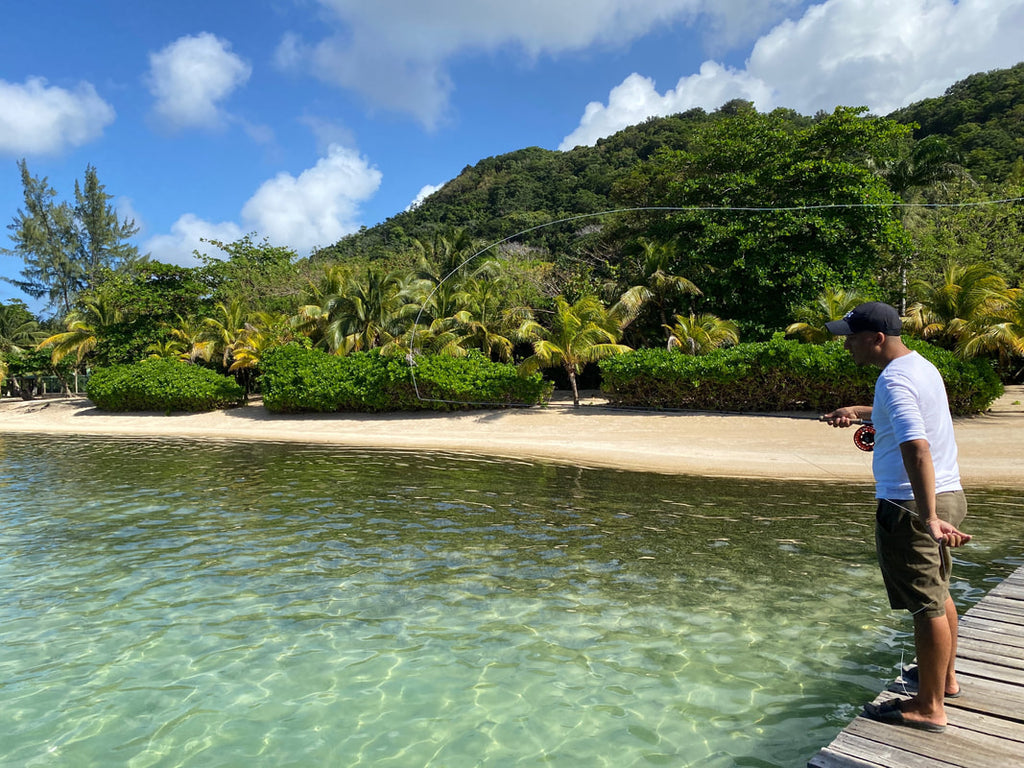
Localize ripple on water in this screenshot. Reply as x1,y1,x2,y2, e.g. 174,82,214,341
2,435,1023,767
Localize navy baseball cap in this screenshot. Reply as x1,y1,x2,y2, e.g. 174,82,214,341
825,302,902,336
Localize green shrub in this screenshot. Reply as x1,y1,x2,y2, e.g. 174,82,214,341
258,345,552,413
87,358,245,412
599,335,1002,416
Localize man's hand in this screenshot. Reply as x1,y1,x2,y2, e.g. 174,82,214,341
821,407,863,428
924,517,972,547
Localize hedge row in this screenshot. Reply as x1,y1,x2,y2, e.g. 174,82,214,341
86,358,245,412
598,335,1003,416
258,345,552,413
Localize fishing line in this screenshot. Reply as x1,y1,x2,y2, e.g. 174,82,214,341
406,197,1023,407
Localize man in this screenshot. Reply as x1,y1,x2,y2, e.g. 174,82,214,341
823,301,971,734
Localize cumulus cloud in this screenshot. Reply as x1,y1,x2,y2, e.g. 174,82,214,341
407,183,445,211
241,144,382,252
275,0,801,128
147,32,252,130
559,65,775,149
560,0,1024,147
145,144,382,263
749,0,1024,115
0,77,115,155
143,213,244,266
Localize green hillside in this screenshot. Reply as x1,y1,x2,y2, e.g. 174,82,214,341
324,63,1023,263
889,62,1024,183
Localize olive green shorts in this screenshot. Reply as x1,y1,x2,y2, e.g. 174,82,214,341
875,490,968,619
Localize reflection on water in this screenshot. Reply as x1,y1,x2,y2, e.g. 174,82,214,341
1,434,1022,767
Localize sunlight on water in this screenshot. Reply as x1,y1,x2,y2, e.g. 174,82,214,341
1,434,1022,767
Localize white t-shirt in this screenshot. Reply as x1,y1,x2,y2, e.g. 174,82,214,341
871,351,962,499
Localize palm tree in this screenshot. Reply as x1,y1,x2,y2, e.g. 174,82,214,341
875,136,964,201
958,287,1024,376
228,311,291,392
0,303,45,387
903,261,1010,350
386,314,468,360
518,293,641,407
0,303,45,356
665,313,740,354
435,260,522,361
414,227,477,285
634,237,702,332
320,268,425,355
202,300,249,369
871,135,967,312
786,287,870,343
166,314,213,363
146,338,188,359
37,296,122,365
291,265,350,349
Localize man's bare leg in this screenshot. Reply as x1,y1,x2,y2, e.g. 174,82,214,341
944,596,960,696
900,611,952,727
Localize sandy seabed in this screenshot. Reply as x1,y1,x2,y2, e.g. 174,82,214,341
2,386,1022,487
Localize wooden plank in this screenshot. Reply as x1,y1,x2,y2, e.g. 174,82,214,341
811,730,959,767
972,595,1024,613
955,657,1024,687
956,624,1024,649
808,745,889,767
956,638,1024,671
811,564,1024,767
944,705,1024,743
944,677,1024,720
959,614,1024,639
964,605,1024,627
999,570,1024,587
987,582,1024,600
843,717,1024,767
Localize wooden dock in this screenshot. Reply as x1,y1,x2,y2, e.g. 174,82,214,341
809,565,1024,767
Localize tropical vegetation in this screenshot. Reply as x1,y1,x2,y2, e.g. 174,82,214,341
86,358,245,412
3,63,1023,412
258,345,550,413
600,336,1001,416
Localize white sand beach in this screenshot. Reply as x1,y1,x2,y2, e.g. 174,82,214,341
2,387,1022,486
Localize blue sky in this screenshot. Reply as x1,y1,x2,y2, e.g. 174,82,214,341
3,0,1023,314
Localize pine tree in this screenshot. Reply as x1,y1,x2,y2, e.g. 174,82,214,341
2,160,142,317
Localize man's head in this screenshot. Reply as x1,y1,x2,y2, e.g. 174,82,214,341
826,302,907,368
825,302,902,336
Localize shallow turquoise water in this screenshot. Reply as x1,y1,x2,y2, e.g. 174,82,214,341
1,434,1022,767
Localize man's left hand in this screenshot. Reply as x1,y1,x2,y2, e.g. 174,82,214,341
925,518,972,547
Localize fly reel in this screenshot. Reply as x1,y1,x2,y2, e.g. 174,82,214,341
853,423,876,452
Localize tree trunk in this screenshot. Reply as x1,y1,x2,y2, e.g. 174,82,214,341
567,367,580,407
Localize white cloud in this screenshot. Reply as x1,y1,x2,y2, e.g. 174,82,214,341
147,32,252,130
748,0,1024,115
560,0,1024,147
0,77,115,155
241,144,382,252
406,183,445,211
143,214,244,266
559,65,774,149
276,1,801,128
115,197,144,234
144,144,382,262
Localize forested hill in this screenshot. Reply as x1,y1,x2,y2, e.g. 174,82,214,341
320,105,726,261
322,63,1023,261
889,61,1024,183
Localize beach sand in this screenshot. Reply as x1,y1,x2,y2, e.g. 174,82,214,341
2,386,1022,486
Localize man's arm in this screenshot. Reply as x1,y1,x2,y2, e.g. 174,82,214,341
822,406,873,427
900,439,971,547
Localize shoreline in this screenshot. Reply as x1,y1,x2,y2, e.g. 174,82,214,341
2,387,1022,487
